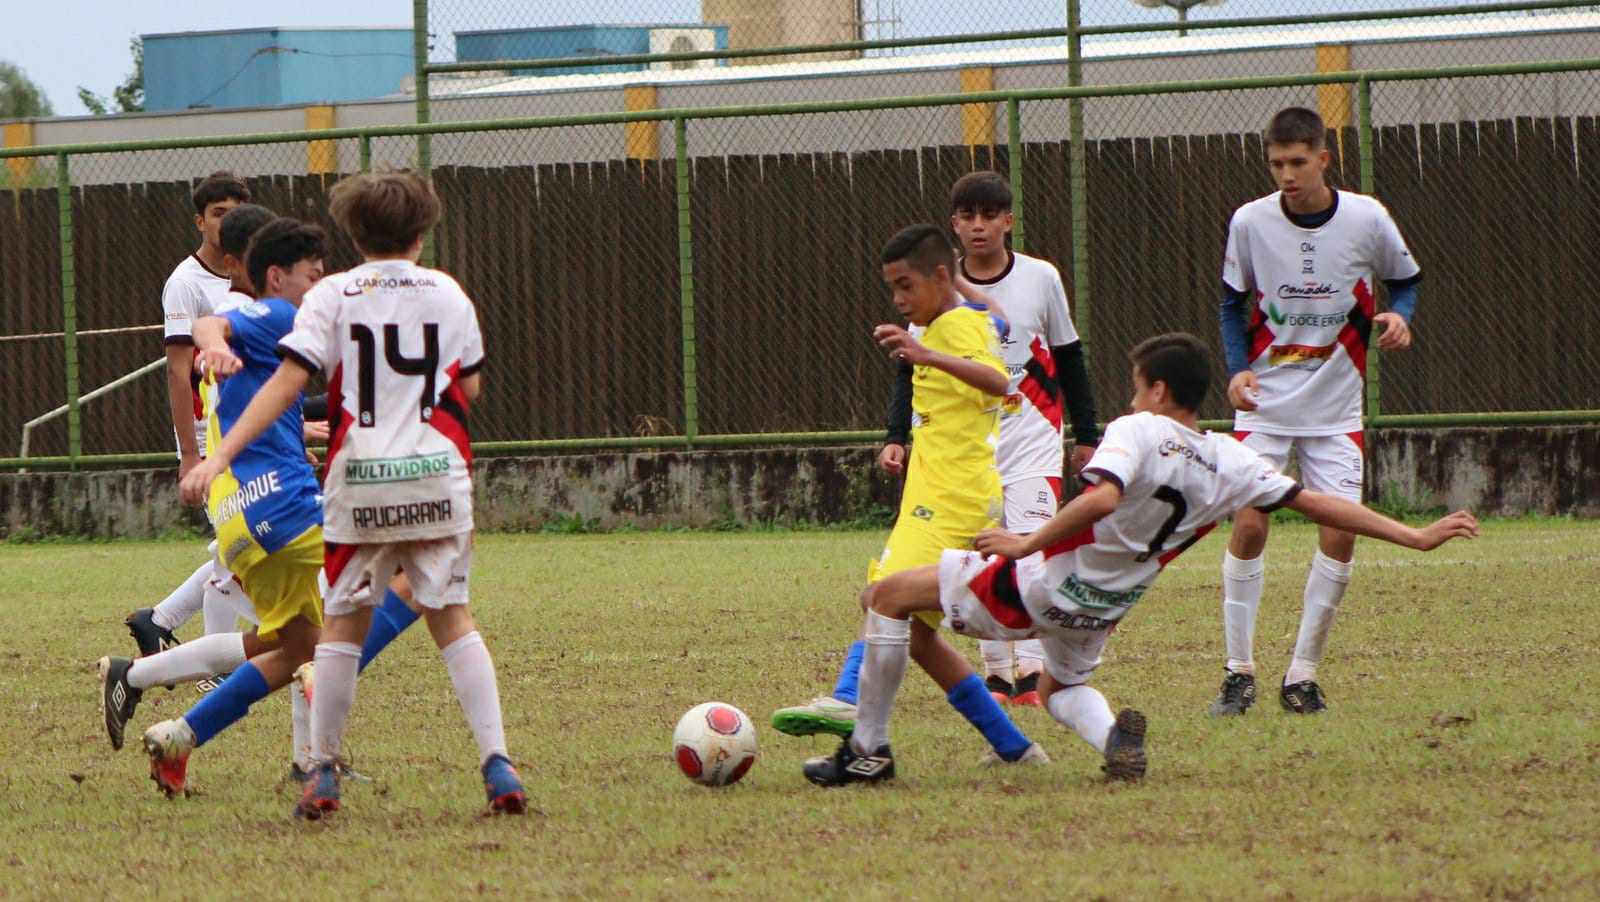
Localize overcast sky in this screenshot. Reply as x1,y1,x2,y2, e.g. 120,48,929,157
4,0,1504,117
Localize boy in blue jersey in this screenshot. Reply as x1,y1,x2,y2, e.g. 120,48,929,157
98,220,327,796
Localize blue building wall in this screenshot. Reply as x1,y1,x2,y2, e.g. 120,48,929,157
455,25,730,77
143,28,413,111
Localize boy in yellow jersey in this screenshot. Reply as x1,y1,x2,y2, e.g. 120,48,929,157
774,224,1048,770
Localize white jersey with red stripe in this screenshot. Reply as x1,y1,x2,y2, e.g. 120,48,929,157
161,255,233,455
972,413,1300,636
1223,190,1419,436
962,252,1078,484
278,260,485,543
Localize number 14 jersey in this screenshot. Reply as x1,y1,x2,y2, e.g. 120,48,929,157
1028,411,1300,602
278,260,485,543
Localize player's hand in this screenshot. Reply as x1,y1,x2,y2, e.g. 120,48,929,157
303,419,330,444
1411,510,1480,550
877,443,906,476
179,458,224,507
974,527,1031,559
305,449,320,467
1374,312,1412,352
1071,443,1095,479
177,452,202,480
873,324,928,366
1226,371,1260,412
199,347,243,378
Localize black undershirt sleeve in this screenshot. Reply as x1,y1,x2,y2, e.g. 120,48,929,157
885,360,913,447
302,393,328,421
1051,340,1100,447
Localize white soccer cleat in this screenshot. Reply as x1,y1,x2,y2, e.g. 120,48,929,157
770,696,858,738
977,741,1051,768
142,718,197,798
293,662,316,704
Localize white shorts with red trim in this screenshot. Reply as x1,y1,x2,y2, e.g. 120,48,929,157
1002,475,1061,535
1237,431,1364,502
323,533,472,616
937,548,1116,685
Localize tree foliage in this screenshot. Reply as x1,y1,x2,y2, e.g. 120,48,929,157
0,59,54,119
78,37,143,116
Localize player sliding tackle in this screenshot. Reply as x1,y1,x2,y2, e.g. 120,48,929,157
805,333,1478,785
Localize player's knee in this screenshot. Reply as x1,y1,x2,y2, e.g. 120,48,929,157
242,630,280,658
1231,511,1270,555
858,583,876,614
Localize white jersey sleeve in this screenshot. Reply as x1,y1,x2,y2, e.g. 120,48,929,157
1041,263,1079,348
1079,416,1145,490
1371,202,1421,283
1221,208,1253,296
278,280,341,376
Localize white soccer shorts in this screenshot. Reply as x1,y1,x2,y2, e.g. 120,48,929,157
323,533,473,616
1237,431,1365,502
1002,475,1061,535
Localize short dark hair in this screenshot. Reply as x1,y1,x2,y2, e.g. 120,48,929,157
191,171,251,215
328,171,441,256
218,204,277,260
950,171,1013,214
881,224,956,277
1264,107,1325,150
246,218,328,296
1130,333,1211,412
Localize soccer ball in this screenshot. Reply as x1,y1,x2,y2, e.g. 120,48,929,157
672,702,758,787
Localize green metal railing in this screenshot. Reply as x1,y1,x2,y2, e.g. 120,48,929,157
5,56,1600,472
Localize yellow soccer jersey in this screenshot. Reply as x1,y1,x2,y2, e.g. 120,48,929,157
900,305,1006,531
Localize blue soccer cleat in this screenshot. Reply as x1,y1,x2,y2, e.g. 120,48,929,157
294,763,342,820
481,754,527,814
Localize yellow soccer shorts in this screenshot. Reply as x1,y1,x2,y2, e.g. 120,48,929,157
229,525,325,643
868,512,997,627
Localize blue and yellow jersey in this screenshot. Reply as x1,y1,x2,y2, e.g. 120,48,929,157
205,297,322,574
901,305,1006,531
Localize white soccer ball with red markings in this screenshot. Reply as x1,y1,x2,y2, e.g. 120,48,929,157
672,702,758,787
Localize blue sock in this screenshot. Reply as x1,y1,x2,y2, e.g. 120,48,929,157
830,640,867,705
183,662,271,747
359,589,419,672
947,673,1032,761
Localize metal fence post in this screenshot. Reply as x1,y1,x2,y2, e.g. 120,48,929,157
1067,0,1091,360
1007,97,1025,253
675,117,699,448
1357,76,1380,424
56,153,79,467
358,133,372,173
413,0,435,266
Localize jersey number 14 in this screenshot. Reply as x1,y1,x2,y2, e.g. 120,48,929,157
350,322,440,426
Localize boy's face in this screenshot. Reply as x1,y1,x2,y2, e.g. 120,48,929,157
222,252,251,295
1265,141,1330,202
193,198,243,252
1129,365,1164,415
269,258,325,304
950,205,1013,258
882,259,949,327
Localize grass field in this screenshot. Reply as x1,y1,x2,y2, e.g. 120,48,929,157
3,520,1599,897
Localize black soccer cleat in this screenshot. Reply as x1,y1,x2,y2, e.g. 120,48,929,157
125,608,179,658
98,656,143,751
1208,670,1258,716
1102,708,1147,781
984,674,1015,705
1279,680,1328,714
1011,672,1043,708
803,739,896,787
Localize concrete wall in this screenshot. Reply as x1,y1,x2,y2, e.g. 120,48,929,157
14,21,1600,184
3,427,1595,540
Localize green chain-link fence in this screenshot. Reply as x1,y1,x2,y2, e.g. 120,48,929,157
4,54,1600,468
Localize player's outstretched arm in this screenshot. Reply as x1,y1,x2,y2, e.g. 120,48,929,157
975,480,1122,559
1286,490,1478,551
873,324,1007,396
179,360,314,505
191,316,241,378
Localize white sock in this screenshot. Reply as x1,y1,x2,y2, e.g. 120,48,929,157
126,632,247,690
1046,683,1116,753
292,682,311,770
151,560,212,632
1285,551,1353,685
440,631,509,765
310,641,361,765
850,612,911,755
1013,639,1044,677
1222,551,1265,676
979,640,1013,682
